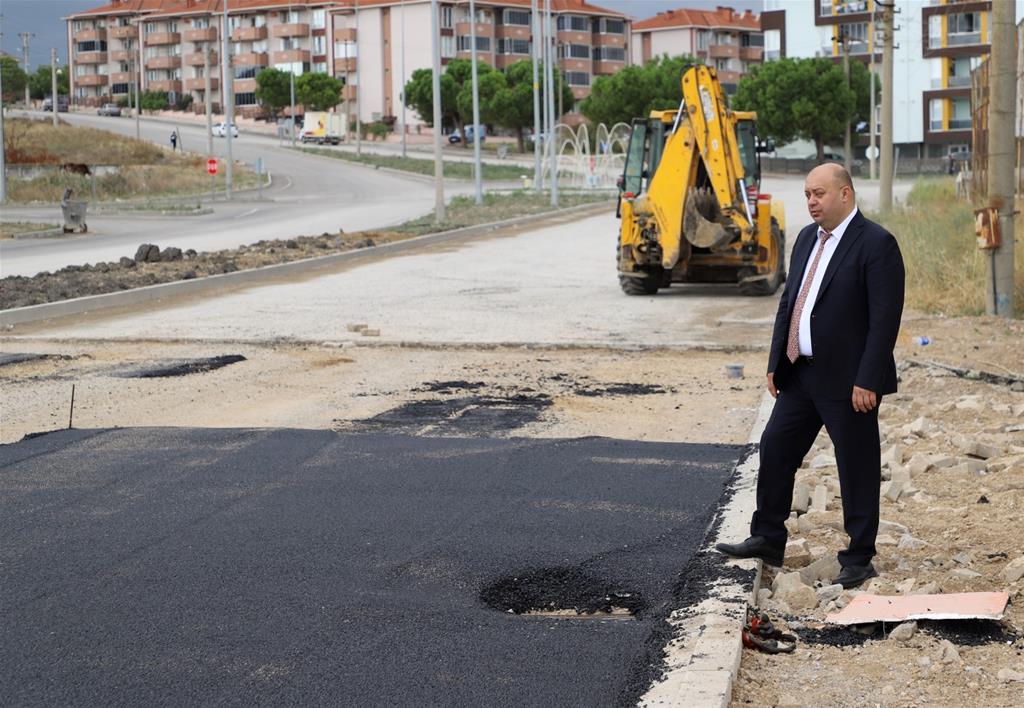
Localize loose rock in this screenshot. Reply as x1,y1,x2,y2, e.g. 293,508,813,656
888,621,917,641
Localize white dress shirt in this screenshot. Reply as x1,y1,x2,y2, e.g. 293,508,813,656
797,206,858,356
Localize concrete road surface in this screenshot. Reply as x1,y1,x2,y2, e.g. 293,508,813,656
1,427,740,707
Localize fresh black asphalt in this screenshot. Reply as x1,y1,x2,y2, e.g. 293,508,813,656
1,427,741,707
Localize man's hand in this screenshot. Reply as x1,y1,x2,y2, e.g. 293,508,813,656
767,373,778,399
852,386,878,413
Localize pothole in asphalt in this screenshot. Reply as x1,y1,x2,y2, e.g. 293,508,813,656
113,355,247,378
344,394,552,435
479,567,646,619
0,353,71,367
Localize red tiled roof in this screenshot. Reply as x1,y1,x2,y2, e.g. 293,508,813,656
632,6,759,32
70,0,627,20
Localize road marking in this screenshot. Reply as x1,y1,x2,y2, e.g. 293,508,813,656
237,208,261,219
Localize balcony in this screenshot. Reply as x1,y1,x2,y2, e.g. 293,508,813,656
231,26,268,42
496,25,529,40
146,32,181,45
110,25,137,40
149,79,183,93
819,0,869,16
146,55,182,69
570,86,590,100
333,57,357,73
708,44,739,59
184,77,219,91
77,51,108,64
185,51,218,66
949,118,971,129
455,22,494,37
233,78,257,92
272,49,310,63
233,52,270,67
343,84,357,100
593,33,625,47
74,27,107,42
334,27,356,42
110,72,133,83
184,27,218,42
594,60,625,75
110,50,130,62
740,46,763,61
271,23,310,38
717,70,742,86
557,30,591,45
76,74,109,87
947,32,982,46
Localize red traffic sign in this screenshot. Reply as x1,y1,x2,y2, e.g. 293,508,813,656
206,158,218,175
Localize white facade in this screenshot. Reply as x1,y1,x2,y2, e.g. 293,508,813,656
629,27,697,65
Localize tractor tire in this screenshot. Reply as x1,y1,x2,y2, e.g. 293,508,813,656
619,269,662,295
739,219,786,296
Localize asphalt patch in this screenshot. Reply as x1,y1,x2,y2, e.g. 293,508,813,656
919,619,1020,646
793,624,879,646
574,383,672,397
480,566,647,617
0,352,70,367
344,394,552,435
0,428,742,706
416,380,487,393
113,354,246,378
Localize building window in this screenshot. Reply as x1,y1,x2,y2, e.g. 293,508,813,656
77,40,108,52
597,18,624,35
557,15,589,32
312,9,326,29
146,70,159,81
236,92,257,106
593,46,624,62
565,71,589,86
951,98,971,129
111,83,130,94
193,17,210,29
313,61,327,73
498,38,530,55
441,35,455,58
313,35,325,53
559,43,590,59
928,15,941,47
741,33,764,47
281,37,301,50
947,12,982,45
457,35,490,52
503,9,530,26
145,22,157,33
235,66,258,79
441,6,453,29
929,98,943,130
168,21,178,33
697,31,709,51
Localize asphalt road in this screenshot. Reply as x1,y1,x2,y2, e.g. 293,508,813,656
1,427,741,707
1,111,478,278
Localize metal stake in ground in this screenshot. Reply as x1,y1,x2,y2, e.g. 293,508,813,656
68,384,76,429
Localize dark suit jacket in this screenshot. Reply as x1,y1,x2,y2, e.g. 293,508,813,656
768,209,905,399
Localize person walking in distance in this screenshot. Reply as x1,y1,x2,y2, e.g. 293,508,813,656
170,131,178,151
716,163,905,589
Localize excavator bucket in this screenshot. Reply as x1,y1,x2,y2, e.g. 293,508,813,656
682,187,731,251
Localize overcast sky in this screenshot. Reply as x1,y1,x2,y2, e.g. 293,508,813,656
1,0,766,69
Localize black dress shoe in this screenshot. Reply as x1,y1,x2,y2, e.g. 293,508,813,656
715,536,785,567
834,562,878,589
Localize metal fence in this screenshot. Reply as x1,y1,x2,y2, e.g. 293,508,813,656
760,157,952,178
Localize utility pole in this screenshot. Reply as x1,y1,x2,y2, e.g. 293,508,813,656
430,0,445,223
355,0,361,156
134,19,141,140
1,15,7,204
204,42,213,157
222,0,234,198
531,0,541,191
839,26,852,175
986,0,1015,317
878,0,894,211
869,9,877,181
469,0,483,204
289,68,296,148
400,0,407,158
19,32,34,107
51,48,58,128
545,0,557,207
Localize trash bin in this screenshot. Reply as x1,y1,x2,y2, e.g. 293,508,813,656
60,188,88,234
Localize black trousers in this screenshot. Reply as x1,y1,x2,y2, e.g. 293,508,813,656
750,359,881,568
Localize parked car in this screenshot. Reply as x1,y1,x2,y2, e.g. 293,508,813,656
97,103,122,117
211,122,239,138
42,95,69,113
448,125,486,144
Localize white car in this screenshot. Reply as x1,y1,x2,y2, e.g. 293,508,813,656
211,122,239,138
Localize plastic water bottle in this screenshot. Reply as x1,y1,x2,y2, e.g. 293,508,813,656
913,336,931,346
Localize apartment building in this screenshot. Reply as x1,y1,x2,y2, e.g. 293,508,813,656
630,6,763,94
66,0,628,128
763,0,1024,158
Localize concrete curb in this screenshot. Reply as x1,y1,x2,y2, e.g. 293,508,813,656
10,228,64,240
639,392,773,708
1,200,612,329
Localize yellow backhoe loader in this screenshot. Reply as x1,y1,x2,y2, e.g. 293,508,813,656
616,64,786,296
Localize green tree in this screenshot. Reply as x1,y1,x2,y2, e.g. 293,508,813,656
1,57,27,104
28,65,70,100
580,54,696,127
255,67,292,118
403,60,467,142
296,72,342,111
139,90,168,111
490,59,573,152
733,57,868,159
455,61,506,145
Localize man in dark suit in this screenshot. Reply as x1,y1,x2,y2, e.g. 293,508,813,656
716,163,905,589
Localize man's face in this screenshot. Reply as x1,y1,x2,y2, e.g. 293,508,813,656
804,170,850,231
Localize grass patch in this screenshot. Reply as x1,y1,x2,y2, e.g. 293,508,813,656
4,117,261,203
391,190,613,236
0,222,59,239
297,147,528,181
868,178,1023,316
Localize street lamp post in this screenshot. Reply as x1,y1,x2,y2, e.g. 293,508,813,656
222,0,234,197
400,0,406,158
469,0,483,204
51,49,59,128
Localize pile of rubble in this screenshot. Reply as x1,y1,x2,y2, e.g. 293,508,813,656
732,329,1024,706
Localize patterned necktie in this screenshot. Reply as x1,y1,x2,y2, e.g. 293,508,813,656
786,230,832,364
